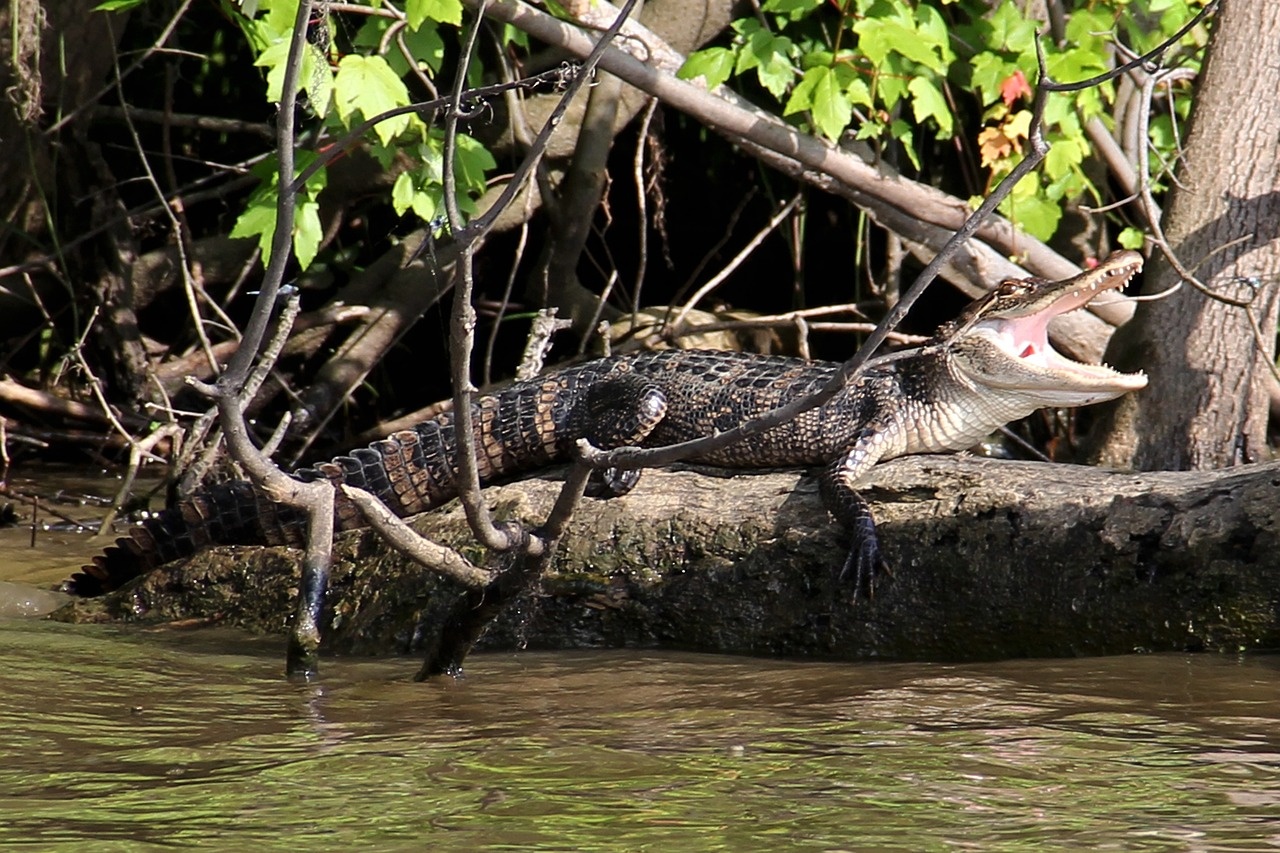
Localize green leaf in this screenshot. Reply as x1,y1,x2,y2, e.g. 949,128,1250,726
912,4,955,66
854,122,882,142
391,168,444,223
874,53,909,109
1047,46,1109,85
417,137,445,185
94,0,146,10
293,197,323,269
229,155,327,269
854,12,950,75
229,185,278,257
1000,177,1062,241
254,39,291,102
392,172,417,217
737,30,796,99
405,0,463,29
889,119,920,170
987,0,1037,54
678,47,735,90
332,54,412,144
810,66,852,141
761,0,820,20
1044,135,1085,181
783,66,821,115
907,76,952,136
790,62,864,118
453,134,497,195
254,37,331,111
1118,227,1147,250
410,187,442,223
1063,7,1113,50
398,22,446,76
500,24,529,50
354,18,446,77
231,186,325,267
1148,114,1176,151
845,76,872,110
970,51,1018,106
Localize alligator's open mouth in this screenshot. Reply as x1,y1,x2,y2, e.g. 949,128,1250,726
970,252,1149,396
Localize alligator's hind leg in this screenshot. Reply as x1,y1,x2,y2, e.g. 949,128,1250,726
576,372,668,498
819,427,894,600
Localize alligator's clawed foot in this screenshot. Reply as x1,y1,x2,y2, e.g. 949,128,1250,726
837,516,890,602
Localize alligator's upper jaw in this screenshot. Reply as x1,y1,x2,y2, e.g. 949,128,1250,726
963,252,1148,405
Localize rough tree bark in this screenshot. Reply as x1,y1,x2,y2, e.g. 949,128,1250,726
1092,0,1280,471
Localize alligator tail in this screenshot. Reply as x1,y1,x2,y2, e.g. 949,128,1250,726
64,367,590,597
64,481,310,596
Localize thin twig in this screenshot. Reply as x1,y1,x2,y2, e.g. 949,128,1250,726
632,97,659,315
441,0,519,551
664,191,802,334
93,105,274,139
94,423,181,542
105,18,221,378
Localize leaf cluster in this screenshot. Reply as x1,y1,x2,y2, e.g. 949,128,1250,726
679,0,1210,241
220,0,495,266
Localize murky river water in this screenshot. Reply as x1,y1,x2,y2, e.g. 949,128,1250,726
2,623,1278,849
1,471,1279,848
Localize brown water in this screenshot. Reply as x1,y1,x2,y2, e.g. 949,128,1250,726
2,469,1279,848
0,620,1276,850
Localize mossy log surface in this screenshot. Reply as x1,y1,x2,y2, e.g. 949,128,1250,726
53,457,1280,660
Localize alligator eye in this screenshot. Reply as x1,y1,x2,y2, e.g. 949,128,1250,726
996,280,1028,296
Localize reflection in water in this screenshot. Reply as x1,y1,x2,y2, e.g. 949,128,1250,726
0,618,1277,849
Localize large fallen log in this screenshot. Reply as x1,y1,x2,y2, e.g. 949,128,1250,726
52,457,1280,660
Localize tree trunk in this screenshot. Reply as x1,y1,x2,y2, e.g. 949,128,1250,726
1092,0,1280,471
52,458,1280,661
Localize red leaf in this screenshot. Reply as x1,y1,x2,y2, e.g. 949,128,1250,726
1000,70,1031,106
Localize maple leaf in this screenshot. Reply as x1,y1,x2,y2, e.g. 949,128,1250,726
999,69,1031,106
977,125,1014,167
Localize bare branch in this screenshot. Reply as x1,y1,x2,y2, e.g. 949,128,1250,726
517,309,573,380
340,485,495,588
93,105,275,139
437,0,641,553
1039,0,1219,93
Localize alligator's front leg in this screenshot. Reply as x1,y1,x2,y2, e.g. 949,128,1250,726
576,371,668,498
818,425,896,599
422,372,671,679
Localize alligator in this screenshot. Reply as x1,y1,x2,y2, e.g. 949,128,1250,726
66,250,1147,598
